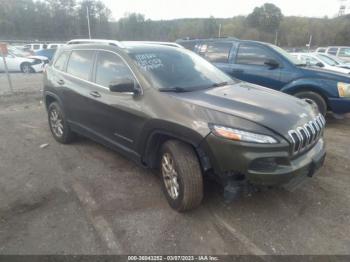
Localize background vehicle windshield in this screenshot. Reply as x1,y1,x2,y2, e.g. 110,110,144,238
129,47,235,91
316,54,337,66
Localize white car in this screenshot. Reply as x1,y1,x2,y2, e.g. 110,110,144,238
317,53,350,69
291,52,350,74
0,47,49,73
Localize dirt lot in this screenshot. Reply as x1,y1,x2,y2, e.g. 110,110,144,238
0,74,350,255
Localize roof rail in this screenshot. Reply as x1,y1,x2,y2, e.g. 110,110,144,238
123,41,184,48
66,39,125,48
176,36,238,41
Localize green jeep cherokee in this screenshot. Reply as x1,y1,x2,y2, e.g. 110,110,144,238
43,40,326,211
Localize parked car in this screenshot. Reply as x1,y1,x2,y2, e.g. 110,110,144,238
291,52,350,74
319,46,350,62
317,53,350,69
315,47,327,53
43,40,326,211
177,38,350,115
35,48,57,61
24,43,63,51
0,47,49,73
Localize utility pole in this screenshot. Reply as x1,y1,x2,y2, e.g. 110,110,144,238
0,43,13,93
218,24,222,38
87,6,91,39
274,30,279,46
307,35,313,52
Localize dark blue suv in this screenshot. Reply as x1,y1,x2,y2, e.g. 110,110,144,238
177,38,350,115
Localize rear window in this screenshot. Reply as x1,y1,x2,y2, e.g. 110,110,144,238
204,42,232,63
53,51,70,71
66,50,95,80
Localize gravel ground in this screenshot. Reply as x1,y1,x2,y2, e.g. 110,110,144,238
0,74,349,255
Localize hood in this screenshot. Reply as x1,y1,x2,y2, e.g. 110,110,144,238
299,66,350,82
27,55,48,61
171,82,319,137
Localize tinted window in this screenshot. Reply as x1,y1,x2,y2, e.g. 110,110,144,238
50,45,58,49
67,50,94,80
178,41,196,51
95,51,134,87
339,48,350,57
205,42,232,63
236,44,270,65
54,51,70,71
327,48,338,56
33,45,40,50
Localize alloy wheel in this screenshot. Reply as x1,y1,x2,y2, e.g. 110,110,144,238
161,153,180,200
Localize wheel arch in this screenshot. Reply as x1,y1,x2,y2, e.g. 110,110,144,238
141,127,211,172
44,91,64,111
282,84,330,109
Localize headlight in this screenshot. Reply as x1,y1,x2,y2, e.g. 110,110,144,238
337,82,350,97
210,125,278,144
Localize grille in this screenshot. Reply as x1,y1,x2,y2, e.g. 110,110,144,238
288,113,326,155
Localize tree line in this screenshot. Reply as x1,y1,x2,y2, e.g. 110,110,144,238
1,0,350,47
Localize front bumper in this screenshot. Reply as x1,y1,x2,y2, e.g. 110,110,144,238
31,62,45,73
202,133,326,186
328,97,350,114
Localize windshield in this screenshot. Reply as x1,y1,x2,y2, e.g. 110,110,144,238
129,47,235,91
316,54,337,66
269,45,305,65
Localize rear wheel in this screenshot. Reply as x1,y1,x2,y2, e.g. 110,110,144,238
160,140,203,212
295,91,327,116
48,102,75,144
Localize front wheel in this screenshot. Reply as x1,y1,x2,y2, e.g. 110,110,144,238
295,91,327,116
160,140,203,212
20,63,33,74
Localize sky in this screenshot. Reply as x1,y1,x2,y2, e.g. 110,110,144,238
102,0,342,20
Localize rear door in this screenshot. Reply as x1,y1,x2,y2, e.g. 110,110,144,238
61,49,96,129
230,43,282,89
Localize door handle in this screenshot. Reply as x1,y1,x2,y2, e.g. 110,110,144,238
232,69,244,74
57,79,65,85
89,91,101,98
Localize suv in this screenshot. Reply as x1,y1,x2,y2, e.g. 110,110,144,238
177,39,350,116
43,41,326,211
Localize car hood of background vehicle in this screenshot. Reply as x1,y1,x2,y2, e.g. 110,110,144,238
27,55,48,61
171,82,318,136
300,66,350,82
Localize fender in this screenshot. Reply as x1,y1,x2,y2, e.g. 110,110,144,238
281,78,339,98
138,120,211,170
43,91,65,111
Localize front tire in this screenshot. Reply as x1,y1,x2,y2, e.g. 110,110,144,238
295,91,327,116
160,140,203,212
48,102,75,144
20,63,33,74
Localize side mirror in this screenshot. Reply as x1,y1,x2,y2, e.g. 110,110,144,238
109,78,138,94
316,62,325,68
264,59,279,69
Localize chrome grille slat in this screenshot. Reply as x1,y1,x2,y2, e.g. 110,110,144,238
288,113,325,155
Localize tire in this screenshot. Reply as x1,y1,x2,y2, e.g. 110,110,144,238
20,62,33,74
295,91,327,116
159,140,203,212
48,102,75,144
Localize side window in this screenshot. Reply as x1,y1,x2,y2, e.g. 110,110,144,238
179,41,196,51
95,51,134,88
205,42,232,63
327,48,338,56
53,51,70,71
339,48,350,57
236,44,270,65
67,50,95,81
33,44,41,50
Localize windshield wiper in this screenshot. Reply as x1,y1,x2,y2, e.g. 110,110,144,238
211,81,229,87
158,86,189,93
